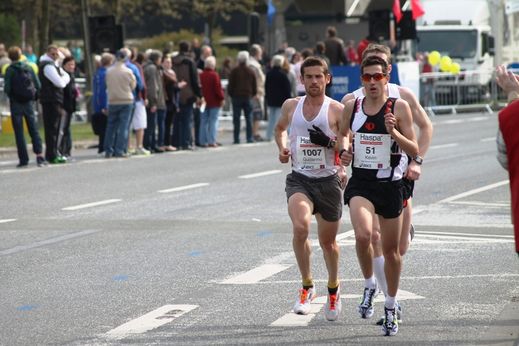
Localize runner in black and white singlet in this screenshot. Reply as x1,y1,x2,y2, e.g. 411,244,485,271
275,56,346,322
338,55,418,336
341,44,433,327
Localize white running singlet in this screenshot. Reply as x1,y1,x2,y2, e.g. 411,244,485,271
289,96,338,178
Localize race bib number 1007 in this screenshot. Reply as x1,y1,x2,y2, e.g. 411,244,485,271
353,133,391,169
296,136,326,170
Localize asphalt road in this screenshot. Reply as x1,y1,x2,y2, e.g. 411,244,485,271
0,112,518,345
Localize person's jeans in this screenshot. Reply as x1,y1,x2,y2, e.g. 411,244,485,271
266,106,282,141
104,104,133,156
173,103,194,149
232,97,253,143
10,100,43,164
199,107,221,146
156,108,166,147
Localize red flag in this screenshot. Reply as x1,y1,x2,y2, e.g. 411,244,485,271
411,0,425,20
393,0,403,23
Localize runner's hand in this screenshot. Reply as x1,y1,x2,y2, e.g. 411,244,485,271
279,148,290,163
308,125,333,148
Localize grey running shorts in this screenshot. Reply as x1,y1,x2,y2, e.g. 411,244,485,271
285,171,343,222
344,176,404,219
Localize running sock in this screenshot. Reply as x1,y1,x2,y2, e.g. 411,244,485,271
364,275,377,289
373,256,388,296
302,278,314,290
385,295,396,310
327,280,340,294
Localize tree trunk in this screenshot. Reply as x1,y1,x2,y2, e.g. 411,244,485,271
38,0,51,54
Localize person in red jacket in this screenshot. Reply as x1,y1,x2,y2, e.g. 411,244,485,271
496,64,519,256
199,56,225,147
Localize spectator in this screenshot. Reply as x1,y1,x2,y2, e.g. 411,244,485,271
172,40,201,150
227,51,257,144
495,64,519,256
24,44,37,64
0,43,11,74
162,54,184,152
92,53,113,155
248,44,266,142
265,55,291,141
4,46,46,167
128,51,149,155
218,57,232,79
199,56,224,148
324,26,348,66
143,50,166,153
59,56,78,158
39,44,70,164
104,49,136,158
357,36,372,63
346,39,359,64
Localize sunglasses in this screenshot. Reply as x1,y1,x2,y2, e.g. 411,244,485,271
361,73,387,82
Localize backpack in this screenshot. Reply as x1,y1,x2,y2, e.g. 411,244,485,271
9,65,37,102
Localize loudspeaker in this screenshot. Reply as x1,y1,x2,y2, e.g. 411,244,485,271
89,16,124,54
396,11,417,40
369,10,390,41
248,12,260,45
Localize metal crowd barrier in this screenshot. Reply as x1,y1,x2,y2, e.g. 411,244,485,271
419,68,518,116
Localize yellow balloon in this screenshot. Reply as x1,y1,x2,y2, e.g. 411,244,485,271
28,62,38,75
428,51,441,66
20,54,27,61
450,62,460,74
1,63,9,75
440,56,452,72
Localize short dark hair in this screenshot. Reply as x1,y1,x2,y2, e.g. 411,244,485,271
300,56,329,77
362,43,392,64
361,55,389,74
178,40,190,53
62,56,75,66
7,46,21,61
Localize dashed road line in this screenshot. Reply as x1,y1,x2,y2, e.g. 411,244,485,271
0,218,16,224
437,180,509,203
158,183,209,193
0,229,101,256
238,170,282,179
62,199,122,211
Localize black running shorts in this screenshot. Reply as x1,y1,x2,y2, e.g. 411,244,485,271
285,171,343,222
401,177,414,201
343,176,404,219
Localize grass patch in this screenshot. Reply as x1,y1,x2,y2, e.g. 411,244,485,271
0,121,97,148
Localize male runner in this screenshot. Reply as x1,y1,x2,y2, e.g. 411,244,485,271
275,56,346,321
340,55,418,335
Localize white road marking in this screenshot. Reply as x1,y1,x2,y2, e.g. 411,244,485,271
221,264,293,284
429,143,459,150
270,296,327,327
238,170,282,179
417,230,514,239
0,218,16,224
481,137,496,142
270,290,425,327
157,183,209,193
437,180,509,203
62,199,122,211
0,229,101,256
449,201,510,207
105,304,198,340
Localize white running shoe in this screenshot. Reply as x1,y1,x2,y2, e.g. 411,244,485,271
357,284,378,319
324,287,342,321
381,306,399,336
293,287,316,315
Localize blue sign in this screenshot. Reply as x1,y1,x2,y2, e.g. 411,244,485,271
329,64,401,102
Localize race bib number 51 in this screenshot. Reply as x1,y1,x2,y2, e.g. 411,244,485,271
296,136,326,170
353,133,391,169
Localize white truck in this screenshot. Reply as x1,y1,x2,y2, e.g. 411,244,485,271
411,0,519,104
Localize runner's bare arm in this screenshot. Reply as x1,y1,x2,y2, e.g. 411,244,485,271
275,98,297,163
400,87,433,156
388,99,418,157
338,99,354,165
341,92,355,105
